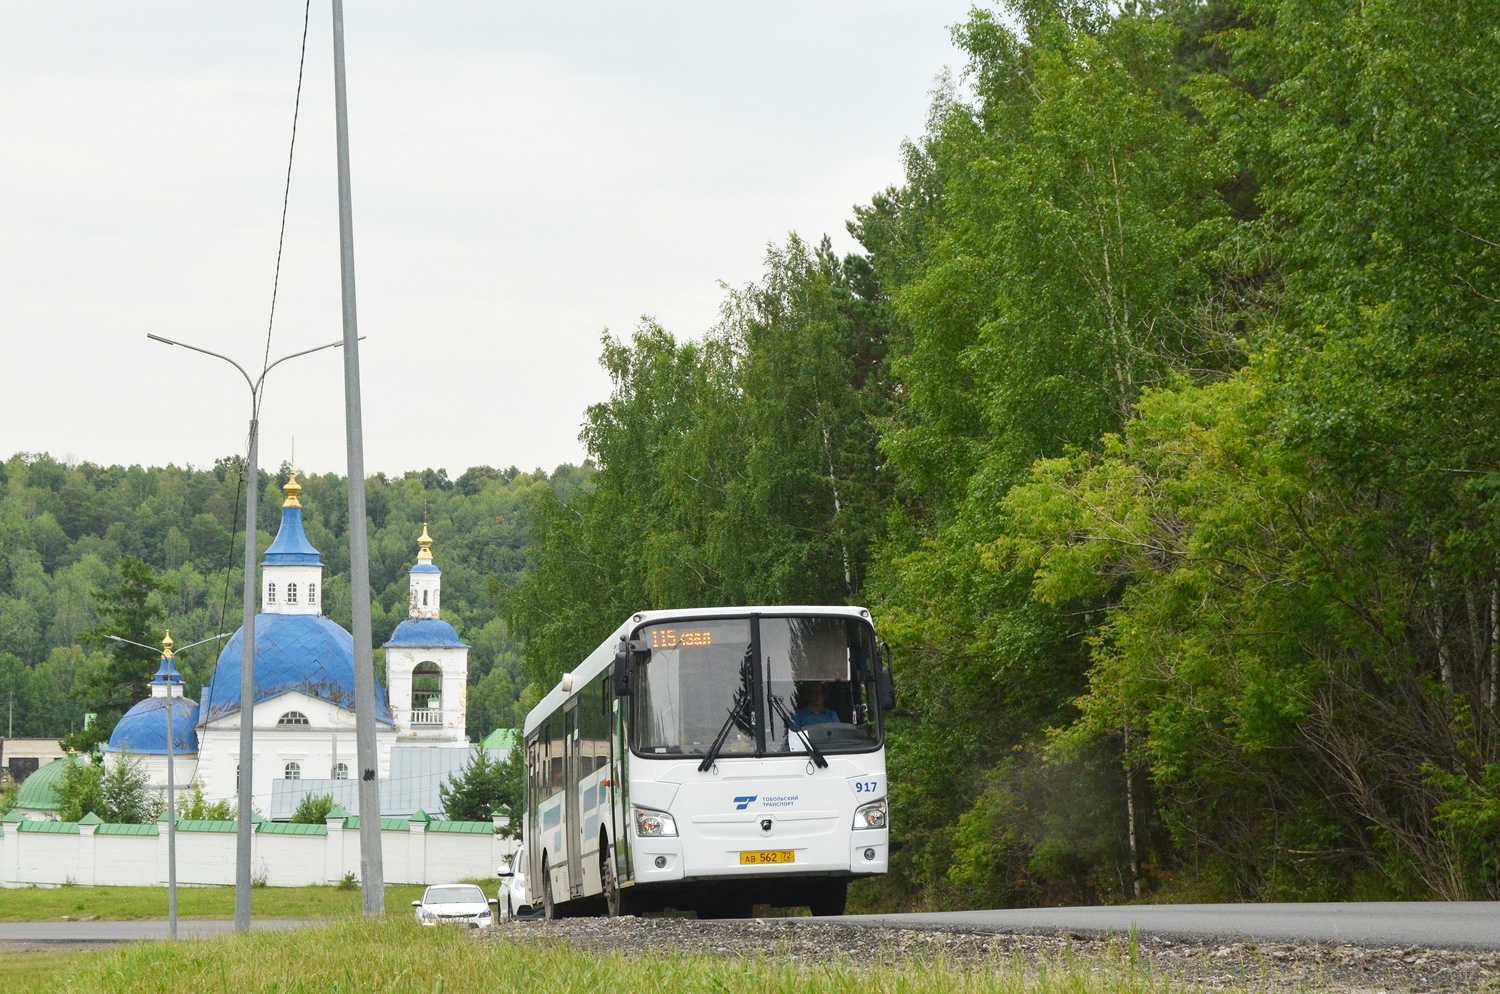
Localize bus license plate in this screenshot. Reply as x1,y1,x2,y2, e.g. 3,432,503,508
739,850,794,865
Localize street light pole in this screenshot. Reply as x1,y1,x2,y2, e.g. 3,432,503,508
146,332,350,933
332,0,385,915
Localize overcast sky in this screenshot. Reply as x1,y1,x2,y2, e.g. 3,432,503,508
1,2,977,477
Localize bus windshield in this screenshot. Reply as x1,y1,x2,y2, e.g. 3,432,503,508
631,615,881,758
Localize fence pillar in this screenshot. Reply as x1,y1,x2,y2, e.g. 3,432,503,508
326,807,349,885
77,813,101,886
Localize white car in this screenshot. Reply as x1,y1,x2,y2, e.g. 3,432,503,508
411,884,498,928
498,844,539,920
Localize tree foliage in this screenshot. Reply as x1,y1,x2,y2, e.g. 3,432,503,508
55,753,159,824
291,792,336,825
0,454,590,742
439,748,520,827
510,0,1500,906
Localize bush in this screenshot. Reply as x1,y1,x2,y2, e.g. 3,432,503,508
291,793,335,825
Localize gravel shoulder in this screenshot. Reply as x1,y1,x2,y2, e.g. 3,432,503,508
481,916,1500,992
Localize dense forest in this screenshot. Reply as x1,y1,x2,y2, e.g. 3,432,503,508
0,453,591,745
507,0,1500,908
6,0,1497,911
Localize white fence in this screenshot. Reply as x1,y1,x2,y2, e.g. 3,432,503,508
0,811,517,888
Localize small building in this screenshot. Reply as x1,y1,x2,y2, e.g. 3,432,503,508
0,738,66,785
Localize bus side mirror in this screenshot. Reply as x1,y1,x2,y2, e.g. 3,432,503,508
613,640,641,697
877,642,896,713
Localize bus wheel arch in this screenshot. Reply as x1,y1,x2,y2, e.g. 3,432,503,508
540,850,557,920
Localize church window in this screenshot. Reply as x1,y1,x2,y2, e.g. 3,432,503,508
284,762,301,780
267,583,276,605
422,590,428,606
236,764,241,790
286,582,298,604
308,582,316,605
335,762,349,780
277,711,310,726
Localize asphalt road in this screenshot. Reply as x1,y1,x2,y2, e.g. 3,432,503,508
5,903,1497,952
833,902,1500,951
0,918,316,950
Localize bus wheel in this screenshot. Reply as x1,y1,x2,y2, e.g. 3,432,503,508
602,849,627,918
808,880,847,917
541,855,557,920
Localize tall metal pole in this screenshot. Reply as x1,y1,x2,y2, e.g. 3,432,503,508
332,0,384,914
162,634,178,942
236,417,258,932
144,334,348,934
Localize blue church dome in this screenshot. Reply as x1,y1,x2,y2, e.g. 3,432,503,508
105,696,200,755
262,507,321,566
198,613,394,727
385,618,468,649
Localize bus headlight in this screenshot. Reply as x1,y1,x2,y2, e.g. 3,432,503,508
634,806,678,837
853,798,887,830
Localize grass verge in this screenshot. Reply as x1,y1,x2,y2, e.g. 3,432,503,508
10,916,1237,994
0,880,495,922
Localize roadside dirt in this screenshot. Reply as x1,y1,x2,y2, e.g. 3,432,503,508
482,915,1500,992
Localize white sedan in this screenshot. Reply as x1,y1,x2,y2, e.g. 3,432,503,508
411,884,498,928
498,844,540,920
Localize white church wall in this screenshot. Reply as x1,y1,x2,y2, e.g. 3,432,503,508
262,564,323,616
103,752,199,792
1,817,516,888
197,692,396,808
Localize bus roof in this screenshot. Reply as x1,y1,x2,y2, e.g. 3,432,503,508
522,605,872,738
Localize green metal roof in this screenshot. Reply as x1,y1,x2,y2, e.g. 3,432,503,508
258,821,326,836
426,820,493,835
341,816,409,832
13,757,76,812
97,822,159,836
18,820,80,834
177,819,239,833
481,728,519,752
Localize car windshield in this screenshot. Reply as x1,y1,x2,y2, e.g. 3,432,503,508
631,615,881,757
425,885,484,904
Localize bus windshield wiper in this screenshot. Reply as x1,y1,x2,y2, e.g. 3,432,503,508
769,693,828,769
698,651,756,772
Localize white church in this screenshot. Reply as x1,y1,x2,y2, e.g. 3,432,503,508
103,472,481,819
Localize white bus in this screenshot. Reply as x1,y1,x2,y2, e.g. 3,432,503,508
521,606,894,919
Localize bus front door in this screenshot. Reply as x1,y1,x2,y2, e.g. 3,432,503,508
565,703,584,899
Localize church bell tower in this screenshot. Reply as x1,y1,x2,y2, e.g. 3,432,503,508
383,523,470,745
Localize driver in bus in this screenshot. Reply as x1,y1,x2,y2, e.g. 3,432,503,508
792,681,840,728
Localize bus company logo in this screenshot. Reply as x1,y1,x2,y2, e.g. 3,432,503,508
759,795,799,808
733,796,757,810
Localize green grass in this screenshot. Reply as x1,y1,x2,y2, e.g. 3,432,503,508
0,880,496,922
0,951,95,989
9,916,1238,994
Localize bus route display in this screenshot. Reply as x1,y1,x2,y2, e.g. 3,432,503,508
647,628,712,649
